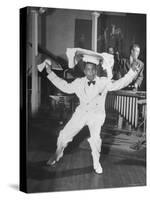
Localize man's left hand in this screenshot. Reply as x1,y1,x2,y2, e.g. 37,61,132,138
133,83,138,91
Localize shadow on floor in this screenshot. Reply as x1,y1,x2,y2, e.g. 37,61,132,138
9,184,19,191
114,158,146,167
27,160,93,181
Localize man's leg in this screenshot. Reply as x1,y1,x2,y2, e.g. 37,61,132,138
47,110,86,165
88,124,102,174
87,114,105,174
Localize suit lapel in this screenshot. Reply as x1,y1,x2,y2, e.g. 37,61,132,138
82,77,99,100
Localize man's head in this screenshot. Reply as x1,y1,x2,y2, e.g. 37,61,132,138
130,44,140,60
84,62,97,81
108,46,114,55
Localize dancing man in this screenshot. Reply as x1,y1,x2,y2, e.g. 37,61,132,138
38,48,140,174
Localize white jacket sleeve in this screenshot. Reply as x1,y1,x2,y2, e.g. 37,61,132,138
47,71,78,94
107,69,138,91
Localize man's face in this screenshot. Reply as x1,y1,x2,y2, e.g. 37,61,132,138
108,47,114,55
131,47,140,60
84,63,97,81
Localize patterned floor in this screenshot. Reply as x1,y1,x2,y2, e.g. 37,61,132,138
26,114,146,193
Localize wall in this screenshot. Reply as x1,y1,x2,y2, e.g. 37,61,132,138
39,9,146,103
44,10,146,62
45,9,92,59
97,13,146,61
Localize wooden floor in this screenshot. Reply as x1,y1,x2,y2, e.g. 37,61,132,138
26,113,146,193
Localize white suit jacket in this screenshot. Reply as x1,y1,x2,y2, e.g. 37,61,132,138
47,69,137,115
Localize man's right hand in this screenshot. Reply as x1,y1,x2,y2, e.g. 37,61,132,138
45,59,52,74
131,60,139,72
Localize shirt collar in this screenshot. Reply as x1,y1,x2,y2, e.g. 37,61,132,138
85,76,98,83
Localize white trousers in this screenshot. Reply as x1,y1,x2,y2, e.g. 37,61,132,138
56,107,106,168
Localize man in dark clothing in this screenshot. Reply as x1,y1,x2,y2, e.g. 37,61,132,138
118,44,144,90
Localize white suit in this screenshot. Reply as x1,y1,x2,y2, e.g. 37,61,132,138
47,68,137,172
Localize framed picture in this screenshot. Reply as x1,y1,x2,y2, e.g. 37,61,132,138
20,6,146,193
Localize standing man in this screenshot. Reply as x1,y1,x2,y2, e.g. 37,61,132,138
119,44,144,90
38,49,140,174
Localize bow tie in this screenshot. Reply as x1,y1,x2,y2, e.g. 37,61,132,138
88,80,96,86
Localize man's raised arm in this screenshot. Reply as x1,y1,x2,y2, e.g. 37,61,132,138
47,71,78,94
38,59,78,94
107,64,139,91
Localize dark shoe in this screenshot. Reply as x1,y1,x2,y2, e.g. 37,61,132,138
47,154,57,166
